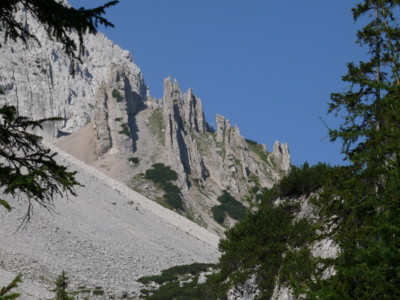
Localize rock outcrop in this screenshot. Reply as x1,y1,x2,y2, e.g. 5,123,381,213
93,64,143,156
1,2,291,234
0,6,147,140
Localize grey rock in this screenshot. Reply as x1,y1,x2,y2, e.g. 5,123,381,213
0,5,147,140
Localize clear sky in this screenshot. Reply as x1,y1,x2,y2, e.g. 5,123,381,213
70,0,365,166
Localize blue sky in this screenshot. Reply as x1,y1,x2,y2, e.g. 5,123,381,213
70,0,365,166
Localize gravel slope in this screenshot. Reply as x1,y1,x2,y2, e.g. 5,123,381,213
0,145,220,299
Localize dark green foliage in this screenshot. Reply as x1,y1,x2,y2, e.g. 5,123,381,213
272,162,333,198
161,182,180,194
215,196,316,299
137,263,217,300
279,248,317,295
208,164,335,298
112,89,124,102
211,190,246,224
163,192,183,210
128,157,139,164
92,289,104,296
118,123,130,137
0,274,22,299
245,139,269,163
0,106,80,224
114,117,122,122
145,163,178,183
211,206,225,224
244,138,257,145
0,0,119,64
145,164,183,211
138,263,214,285
302,1,400,299
53,271,73,300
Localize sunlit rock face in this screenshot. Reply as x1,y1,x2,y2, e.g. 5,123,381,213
0,2,291,235
0,5,147,140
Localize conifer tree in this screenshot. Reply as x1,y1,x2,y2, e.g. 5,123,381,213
312,1,400,298
53,271,72,300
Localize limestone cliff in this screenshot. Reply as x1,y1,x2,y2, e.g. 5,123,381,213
0,6,147,140
1,2,291,234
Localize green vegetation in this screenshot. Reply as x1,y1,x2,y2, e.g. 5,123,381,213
138,263,216,300
112,89,124,102
211,206,225,224
264,161,332,200
114,117,122,122
0,105,79,223
128,157,139,164
145,163,178,183
54,271,73,300
209,163,329,298
211,190,246,224
205,1,400,298
244,138,257,146
145,164,184,211
118,123,130,137
245,139,269,164
140,162,331,299
148,109,164,145
304,1,400,298
0,274,22,299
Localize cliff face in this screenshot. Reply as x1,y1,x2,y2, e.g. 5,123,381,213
0,6,147,140
0,3,290,234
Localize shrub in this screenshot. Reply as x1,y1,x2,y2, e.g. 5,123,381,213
145,163,178,183
211,206,225,224
160,182,179,194
244,138,258,145
112,89,124,102
129,157,139,164
164,193,183,210
145,164,183,211
118,123,130,136
137,263,217,300
270,162,333,199
54,271,73,300
211,190,246,223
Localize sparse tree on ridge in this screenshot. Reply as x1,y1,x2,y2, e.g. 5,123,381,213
0,0,118,297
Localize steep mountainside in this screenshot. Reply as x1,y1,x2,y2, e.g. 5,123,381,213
0,145,219,299
0,3,290,234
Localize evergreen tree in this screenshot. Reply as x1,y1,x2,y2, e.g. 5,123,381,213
0,274,21,299
311,1,400,298
0,104,79,224
53,271,72,300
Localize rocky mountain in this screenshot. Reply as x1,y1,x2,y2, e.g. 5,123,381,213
0,3,290,235
0,145,219,299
